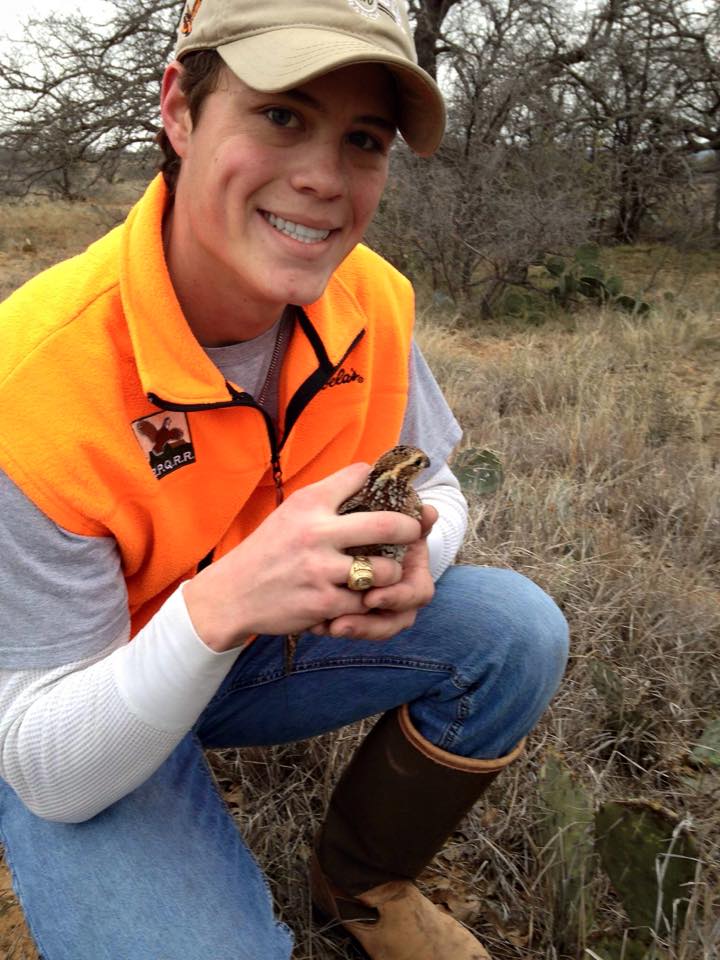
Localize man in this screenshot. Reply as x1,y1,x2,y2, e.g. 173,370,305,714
0,1,568,957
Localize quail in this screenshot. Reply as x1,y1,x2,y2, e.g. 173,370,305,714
338,444,431,561
284,445,430,672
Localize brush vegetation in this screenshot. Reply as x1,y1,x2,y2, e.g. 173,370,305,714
0,191,718,959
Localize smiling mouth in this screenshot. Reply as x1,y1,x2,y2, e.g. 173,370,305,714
263,211,332,244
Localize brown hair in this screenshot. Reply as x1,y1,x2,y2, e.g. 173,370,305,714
157,49,225,193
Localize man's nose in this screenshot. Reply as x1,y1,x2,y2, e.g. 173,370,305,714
289,141,345,200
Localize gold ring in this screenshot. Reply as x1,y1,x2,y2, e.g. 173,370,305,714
347,555,374,591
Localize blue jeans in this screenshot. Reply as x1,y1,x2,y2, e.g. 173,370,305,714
0,566,568,959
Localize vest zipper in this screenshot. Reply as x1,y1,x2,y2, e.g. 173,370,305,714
256,401,285,507
226,386,285,506
147,315,367,568
270,451,284,506
186,397,283,574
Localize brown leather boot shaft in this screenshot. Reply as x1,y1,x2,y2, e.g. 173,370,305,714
317,705,524,896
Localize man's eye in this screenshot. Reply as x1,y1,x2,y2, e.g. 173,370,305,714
348,130,383,152
265,108,299,128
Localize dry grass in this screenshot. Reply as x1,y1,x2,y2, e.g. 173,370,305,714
0,186,140,302
0,195,718,959
409,304,720,959
602,245,720,312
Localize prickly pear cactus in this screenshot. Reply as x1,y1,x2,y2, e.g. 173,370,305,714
594,800,698,939
542,246,649,315
590,659,625,714
536,754,595,949
586,935,651,960
589,659,653,765
691,719,720,769
452,448,504,496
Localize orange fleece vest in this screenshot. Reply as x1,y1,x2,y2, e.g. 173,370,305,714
0,176,414,637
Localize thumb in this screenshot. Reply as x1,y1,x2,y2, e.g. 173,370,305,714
419,503,438,538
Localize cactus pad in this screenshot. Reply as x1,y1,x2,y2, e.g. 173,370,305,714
691,719,720,769
536,754,595,948
452,448,504,496
594,800,698,937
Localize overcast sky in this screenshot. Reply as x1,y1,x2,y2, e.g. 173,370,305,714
2,0,710,54
3,0,114,41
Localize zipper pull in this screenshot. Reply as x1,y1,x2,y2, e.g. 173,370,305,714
272,455,285,506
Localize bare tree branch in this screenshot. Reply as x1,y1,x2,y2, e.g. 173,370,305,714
0,0,178,197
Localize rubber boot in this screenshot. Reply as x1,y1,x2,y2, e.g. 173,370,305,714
311,704,525,959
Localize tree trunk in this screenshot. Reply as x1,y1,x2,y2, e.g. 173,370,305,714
713,149,720,243
411,0,461,78
614,164,645,244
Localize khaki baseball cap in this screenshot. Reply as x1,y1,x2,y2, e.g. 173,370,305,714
174,0,446,156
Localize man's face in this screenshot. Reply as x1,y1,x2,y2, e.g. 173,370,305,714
163,61,397,338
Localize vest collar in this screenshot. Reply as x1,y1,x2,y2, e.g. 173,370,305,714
120,175,367,409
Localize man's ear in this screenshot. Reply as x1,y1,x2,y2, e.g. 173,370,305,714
160,61,193,158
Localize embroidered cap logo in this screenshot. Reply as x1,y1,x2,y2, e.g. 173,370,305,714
181,0,202,36
347,0,380,18
381,0,407,30
346,0,410,37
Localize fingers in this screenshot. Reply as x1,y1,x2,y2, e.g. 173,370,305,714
336,510,421,551
363,574,434,616
315,551,429,639
363,576,433,615
287,462,423,552
341,554,403,590
326,608,419,642
309,461,372,510
188,460,428,650
362,539,434,613
322,538,435,642
419,503,438,538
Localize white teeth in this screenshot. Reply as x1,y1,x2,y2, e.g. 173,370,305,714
264,212,331,243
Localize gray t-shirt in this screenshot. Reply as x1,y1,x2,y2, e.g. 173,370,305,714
0,338,460,670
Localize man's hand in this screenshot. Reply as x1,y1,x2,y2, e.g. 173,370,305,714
183,463,423,652
310,504,437,642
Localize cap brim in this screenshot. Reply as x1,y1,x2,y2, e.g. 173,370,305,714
214,28,445,156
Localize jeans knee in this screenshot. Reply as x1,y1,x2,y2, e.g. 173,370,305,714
393,566,569,759
510,570,568,693
443,565,568,673
441,566,569,738
489,567,568,701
